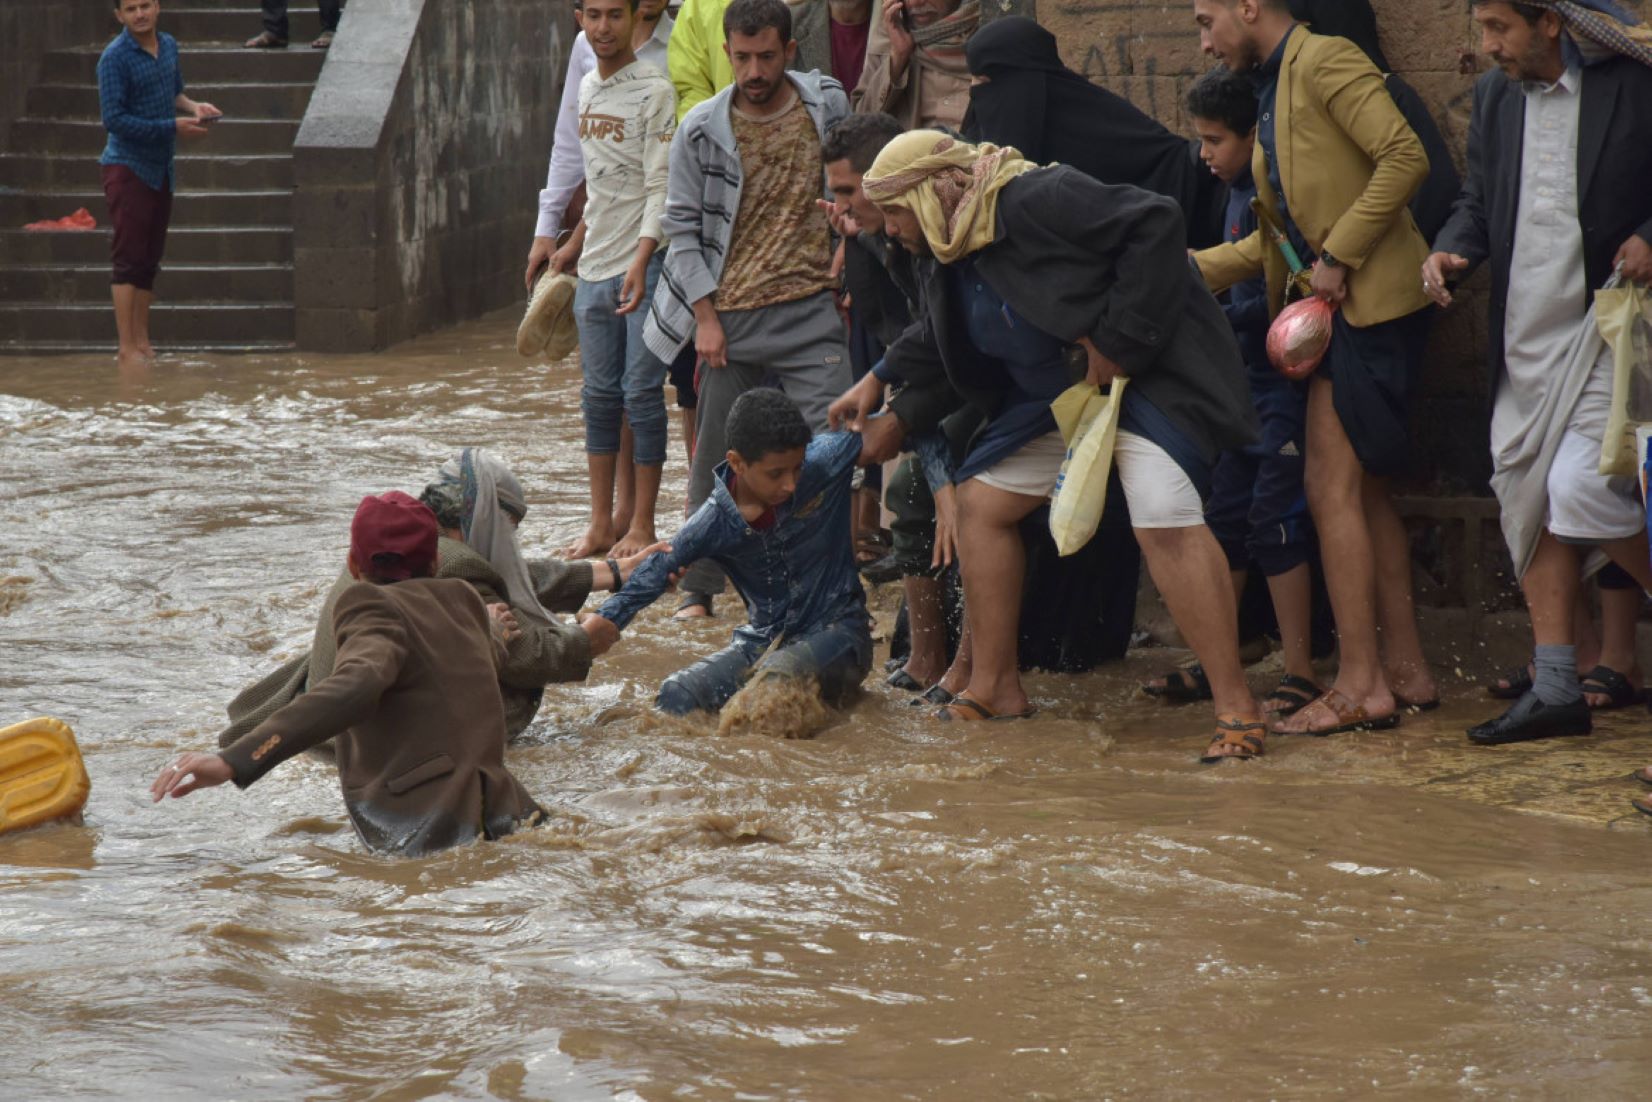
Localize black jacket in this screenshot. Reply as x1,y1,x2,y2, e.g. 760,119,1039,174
884,167,1257,463
1433,59,1652,389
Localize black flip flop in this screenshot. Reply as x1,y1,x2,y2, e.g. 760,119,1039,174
1141,663,1211,704
1263,674,1322,717
886,668,926,692
910,684,955,707
673,591,714,620
1580,665,1643,710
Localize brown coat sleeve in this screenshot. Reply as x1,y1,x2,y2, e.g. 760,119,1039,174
528,558,595,613
464,573,594,690
221,584,408,788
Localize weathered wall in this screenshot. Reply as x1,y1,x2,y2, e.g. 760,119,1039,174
1037,0,1647,493
0,2,109,147
293,0,568,351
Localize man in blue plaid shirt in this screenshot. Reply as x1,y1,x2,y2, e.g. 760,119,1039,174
98,0,219,368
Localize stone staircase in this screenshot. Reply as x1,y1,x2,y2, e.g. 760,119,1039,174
0,4,332,354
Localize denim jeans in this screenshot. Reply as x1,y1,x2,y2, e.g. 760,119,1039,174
575,254,667,464
655,616,873,716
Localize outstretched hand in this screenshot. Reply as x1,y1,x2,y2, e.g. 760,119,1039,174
579,613,621,657
151,751,234,802
487,602,521,644
1421,252,1469,307
829,373,885,431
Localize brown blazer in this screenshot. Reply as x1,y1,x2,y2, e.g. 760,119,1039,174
217,537,595,747
220,577,542,856
1195,28,1431,328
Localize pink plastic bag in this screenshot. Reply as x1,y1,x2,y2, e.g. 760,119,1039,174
1267,296,1335,381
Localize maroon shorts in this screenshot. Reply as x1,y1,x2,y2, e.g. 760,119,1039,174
100,164,173,291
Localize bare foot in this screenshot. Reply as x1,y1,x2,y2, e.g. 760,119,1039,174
610,509,634,539
901,660,947,688
562,526,615,560
1384,665,1440,708
611,526,656,560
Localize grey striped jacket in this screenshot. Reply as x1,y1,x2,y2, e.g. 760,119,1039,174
643,68,848,362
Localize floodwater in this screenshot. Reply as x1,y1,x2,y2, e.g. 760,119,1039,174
5,313,1652,1099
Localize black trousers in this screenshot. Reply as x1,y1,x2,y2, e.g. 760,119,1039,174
263,0,342,39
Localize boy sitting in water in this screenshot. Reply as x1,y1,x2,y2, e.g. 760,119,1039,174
582,389,874,715
151,491,544,856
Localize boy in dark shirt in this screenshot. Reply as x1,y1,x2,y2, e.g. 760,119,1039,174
583,389,875,714
1186,68,1319,722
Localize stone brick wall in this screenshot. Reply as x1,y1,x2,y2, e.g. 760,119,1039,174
0,2,108,146
1037,0,1648,492
293,0,568,351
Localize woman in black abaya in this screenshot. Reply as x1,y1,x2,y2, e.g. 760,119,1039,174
961,16,1224,247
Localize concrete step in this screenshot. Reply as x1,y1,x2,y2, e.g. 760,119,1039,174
27,81,316,122
160,6,333,45
40,45,324,85
0,339,297,355
0,262,293,301
0,300,295,344
7,117,300,156
0,226,293,264
0,153,294,190
0,188,292,227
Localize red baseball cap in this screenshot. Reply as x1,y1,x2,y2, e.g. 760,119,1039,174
350,491,438,581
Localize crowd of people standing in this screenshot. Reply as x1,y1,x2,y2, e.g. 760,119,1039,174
522,0,1652,755
153,0,1652,852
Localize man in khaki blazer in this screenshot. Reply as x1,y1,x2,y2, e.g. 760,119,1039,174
154,492,544,857
1192,0,1437,736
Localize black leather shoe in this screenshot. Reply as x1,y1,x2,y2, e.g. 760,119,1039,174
1467,693,1591,745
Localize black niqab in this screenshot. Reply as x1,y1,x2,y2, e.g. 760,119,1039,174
1286,0,1391,71
962,17,1224,247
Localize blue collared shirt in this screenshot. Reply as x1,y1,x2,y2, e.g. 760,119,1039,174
97,29,184,191
1251,25,1313,265
598,431,871,652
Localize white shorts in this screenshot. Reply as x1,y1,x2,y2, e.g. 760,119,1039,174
971,429,1205,529
973,431,1068,497
1547,427,1645,543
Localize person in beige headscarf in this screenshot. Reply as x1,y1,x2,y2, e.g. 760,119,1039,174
831,131,1264,761
851,0,976,128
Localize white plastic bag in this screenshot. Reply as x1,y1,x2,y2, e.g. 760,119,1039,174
1048,379,1127,556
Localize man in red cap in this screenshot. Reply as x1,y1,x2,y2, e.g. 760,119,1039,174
151,492,545,856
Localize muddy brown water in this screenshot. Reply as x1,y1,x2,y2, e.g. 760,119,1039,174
5,314,1652,1099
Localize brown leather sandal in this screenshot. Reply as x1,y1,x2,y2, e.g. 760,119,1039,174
1202,715,1266,763
1283,689,1400,737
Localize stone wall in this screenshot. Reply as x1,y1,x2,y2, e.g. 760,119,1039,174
1037,0,1648,493
0,2,108,146
293,0,568,351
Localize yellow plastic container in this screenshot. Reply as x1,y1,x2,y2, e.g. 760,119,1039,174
0,717,91,835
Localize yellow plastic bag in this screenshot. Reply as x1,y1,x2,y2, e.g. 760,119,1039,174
1048,378,1127,556
1596,278,1652,478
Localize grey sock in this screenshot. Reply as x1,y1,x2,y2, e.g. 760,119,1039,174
1532,644,1581,706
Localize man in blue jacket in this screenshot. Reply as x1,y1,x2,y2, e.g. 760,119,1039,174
98,0,219,370
642,0,850,619
583,389,874,715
